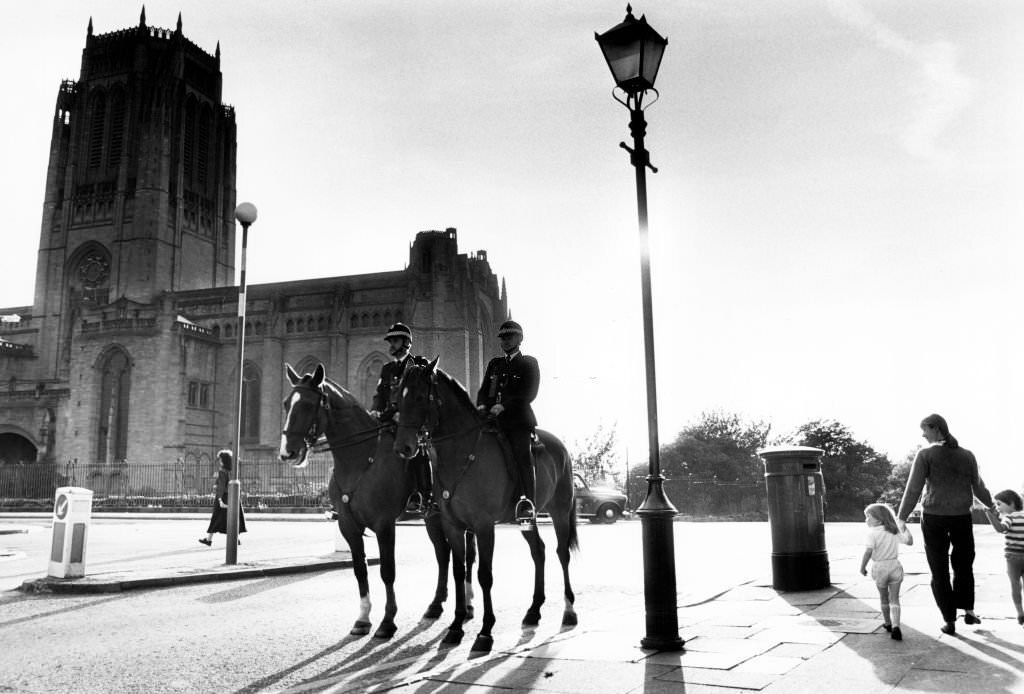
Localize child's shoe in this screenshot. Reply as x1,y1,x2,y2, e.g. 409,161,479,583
1017,615,1024,625
964,613,981,625
890,627,902,641
882,623,892,632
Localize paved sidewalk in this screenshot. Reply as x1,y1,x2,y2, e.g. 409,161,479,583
3,514,1022,693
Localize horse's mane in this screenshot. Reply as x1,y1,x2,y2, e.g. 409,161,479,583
432,367,478,413
322,376,371,415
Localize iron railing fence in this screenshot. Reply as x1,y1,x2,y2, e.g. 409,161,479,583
0,453,336,509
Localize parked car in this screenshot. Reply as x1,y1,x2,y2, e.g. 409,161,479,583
573,473,628,523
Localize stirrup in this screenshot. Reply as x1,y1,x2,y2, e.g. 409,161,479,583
515,496,536,525
405,491,426,515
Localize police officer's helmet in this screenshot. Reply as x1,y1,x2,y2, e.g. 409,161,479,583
384,322,412,343
497,320,523,338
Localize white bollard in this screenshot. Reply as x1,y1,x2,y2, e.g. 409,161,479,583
48,487,94,578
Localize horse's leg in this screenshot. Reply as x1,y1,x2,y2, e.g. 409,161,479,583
372,522,398,639
340,519,373,636
423,511,449,619
552,509,578,626
441,522,467,646
520,524,546,627
464,529,476,621
471,525,496,652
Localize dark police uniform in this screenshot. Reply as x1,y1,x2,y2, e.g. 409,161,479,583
371,353,412,421
476,321,539,520
372,322,432,514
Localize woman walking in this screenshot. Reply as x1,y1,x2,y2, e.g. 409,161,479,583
199,450,246,546
896,414,994,635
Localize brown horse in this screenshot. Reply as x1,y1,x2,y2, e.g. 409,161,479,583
279,363,475,639
393,357,578,652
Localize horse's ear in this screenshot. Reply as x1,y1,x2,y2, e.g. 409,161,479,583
285,364,300,386
312,363,325,386
428,355,439,372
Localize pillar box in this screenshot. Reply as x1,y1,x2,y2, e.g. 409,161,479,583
758,446,830,591
48,487,94,578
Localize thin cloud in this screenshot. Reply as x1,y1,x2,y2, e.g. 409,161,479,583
827,0,973,169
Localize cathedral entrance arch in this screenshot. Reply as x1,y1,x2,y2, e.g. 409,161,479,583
0,430,39,466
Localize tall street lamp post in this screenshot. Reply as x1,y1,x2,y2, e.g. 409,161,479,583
596,6,683,652
227,201,257,564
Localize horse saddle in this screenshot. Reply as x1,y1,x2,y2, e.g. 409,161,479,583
482,425,546,482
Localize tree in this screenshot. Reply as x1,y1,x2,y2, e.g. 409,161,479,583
659,411,772,516
877,450,917,509
793,419,894,520
661,411,771,485
570,423,619,485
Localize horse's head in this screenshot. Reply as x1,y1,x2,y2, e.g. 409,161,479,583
393,355,438,460
280,363,327,468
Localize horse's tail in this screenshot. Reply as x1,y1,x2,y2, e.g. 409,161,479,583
567,495,579,553
537,428,579,553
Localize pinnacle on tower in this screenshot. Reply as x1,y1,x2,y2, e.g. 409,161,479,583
139,6,146,28
176,12,182,33
87,17,93,36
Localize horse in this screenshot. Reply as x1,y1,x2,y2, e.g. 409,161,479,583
279,363,475,638
392,357,579,652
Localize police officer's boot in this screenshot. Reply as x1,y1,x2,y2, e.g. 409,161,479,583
515,455,537,527
326,472,340,520
405,456,429,515
417,455,436,515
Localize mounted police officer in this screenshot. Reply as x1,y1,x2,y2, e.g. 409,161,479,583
369,322,432,514
476,319,540,524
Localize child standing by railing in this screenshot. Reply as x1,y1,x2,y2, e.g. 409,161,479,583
860,502,914,640
984,489,1024,625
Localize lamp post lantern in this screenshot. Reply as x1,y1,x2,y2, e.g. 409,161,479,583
596,5,683,652
226,201,257,564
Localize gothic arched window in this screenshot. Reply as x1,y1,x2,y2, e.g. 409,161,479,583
240,362,261,442
359,354,388,406
183,97,197,186
197,105,212,189
107,88,126,173
96,347,131,463
88,91,106,170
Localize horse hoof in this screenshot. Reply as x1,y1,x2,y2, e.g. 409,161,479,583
350,620,372,636
471,634,494,653
522,611,541,627
373,621,397,639
562,611,578,626
423,604,443,620
442,629,463,646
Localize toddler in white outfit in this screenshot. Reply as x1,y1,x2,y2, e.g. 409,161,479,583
860,502,914,640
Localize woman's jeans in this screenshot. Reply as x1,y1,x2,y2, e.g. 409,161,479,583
921,512,975,623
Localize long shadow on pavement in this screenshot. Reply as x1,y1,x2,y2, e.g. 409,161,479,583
768,574,1023,693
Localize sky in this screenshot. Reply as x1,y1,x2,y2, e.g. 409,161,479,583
2,1,1022,491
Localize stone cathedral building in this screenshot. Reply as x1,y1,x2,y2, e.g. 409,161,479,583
0,12,507,480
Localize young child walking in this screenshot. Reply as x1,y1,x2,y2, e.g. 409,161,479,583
860,502,914,640
984,489,1024,625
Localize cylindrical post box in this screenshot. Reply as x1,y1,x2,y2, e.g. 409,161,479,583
48,486,94,578
758,446,830,591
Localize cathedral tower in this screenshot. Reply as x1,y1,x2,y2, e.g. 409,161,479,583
34,10,237,379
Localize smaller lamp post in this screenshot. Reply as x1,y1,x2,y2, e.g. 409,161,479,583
227,201,257,564
596,5,682,652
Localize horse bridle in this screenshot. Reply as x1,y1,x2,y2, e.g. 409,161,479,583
285,383,393,455
282,384,331,453
395,365,441,450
